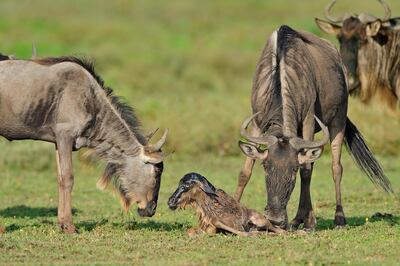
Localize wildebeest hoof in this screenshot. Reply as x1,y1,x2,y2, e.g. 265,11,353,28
60,223,77,234
334,214,346,227
288,220,301,231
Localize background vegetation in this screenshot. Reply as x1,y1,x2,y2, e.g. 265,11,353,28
0,0,399,265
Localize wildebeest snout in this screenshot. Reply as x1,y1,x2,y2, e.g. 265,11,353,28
265,208,288,228
137,201,157,217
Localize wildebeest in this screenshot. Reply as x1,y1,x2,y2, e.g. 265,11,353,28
235,25,393,230
168,172,283,236
0,56,168,233
315,0,400,108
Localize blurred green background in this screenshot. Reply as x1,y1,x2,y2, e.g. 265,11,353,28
1,0,400,156
0,1,399,265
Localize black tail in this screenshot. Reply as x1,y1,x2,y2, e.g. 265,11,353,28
344,117,393,193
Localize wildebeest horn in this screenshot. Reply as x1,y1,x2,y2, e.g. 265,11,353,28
31,43,37,59
324,0,344,23
145,128,159,141
152,129,169,151
289,116,330,151
378,0,391,21
240,112,278,146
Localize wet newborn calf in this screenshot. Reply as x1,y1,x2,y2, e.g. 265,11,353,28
168,172,283,236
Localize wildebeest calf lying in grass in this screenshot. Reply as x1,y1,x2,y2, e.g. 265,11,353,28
168,172,283,236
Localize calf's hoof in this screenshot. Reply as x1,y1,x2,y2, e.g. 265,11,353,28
187,227,204,237
60,223,77,234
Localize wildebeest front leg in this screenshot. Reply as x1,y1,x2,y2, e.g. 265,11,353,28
234,157,255,202
234,124,260,201
55,138,76,233
290,114,316,230
330,127,346,227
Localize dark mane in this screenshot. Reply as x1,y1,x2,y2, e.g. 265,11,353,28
34,56,146,144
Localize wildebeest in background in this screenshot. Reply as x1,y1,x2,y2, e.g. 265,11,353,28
316,0,400,108
0,56,168,233
235,25,393,230
168,172,284,236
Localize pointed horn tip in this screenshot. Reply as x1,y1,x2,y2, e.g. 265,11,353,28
151,128,169,151
240,112,260,140
378,0,391,20
314,115,330,143
324,0,343,24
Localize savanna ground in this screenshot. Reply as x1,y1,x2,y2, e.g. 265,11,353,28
0,0,399,265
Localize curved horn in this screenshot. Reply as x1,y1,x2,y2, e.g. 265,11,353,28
289,116,330,151
152,129,169,151
145,128,159,142
240,112,278,146
378,0,391,21
31,43,37,59
324,0,344,23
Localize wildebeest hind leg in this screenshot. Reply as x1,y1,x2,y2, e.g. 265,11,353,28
330,126,346,227
55,137,76,233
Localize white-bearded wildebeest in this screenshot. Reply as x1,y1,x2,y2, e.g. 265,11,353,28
0,56,168,233
316,0,400,108
235,25,393,230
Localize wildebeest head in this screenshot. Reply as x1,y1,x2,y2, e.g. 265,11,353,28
238,113,329,228
98,129,169,217
168,172,217,210
315,0,400,95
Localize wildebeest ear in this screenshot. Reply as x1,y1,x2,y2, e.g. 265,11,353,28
197,182,217,196
297,147,323,165
366,20,382,37
238,141,268,160
315,18,342,35
143,152,164,164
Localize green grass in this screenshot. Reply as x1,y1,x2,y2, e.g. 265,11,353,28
0,0,400,265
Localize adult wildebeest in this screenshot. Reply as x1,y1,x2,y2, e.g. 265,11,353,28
0,55,168,233
315,0,400,108
235,25,393,230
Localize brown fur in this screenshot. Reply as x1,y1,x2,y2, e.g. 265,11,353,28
175,185,282,236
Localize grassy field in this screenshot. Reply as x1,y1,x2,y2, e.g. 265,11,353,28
0,0,399,265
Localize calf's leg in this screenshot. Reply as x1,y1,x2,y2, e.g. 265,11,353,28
55,138,76,233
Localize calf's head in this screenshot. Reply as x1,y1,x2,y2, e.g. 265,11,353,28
238,113,329,228
315,0,400,95
168,172,217,210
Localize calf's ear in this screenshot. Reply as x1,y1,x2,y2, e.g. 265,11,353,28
366,20,382,36
315,18,342,35
298,147,323,165
239,141,268,160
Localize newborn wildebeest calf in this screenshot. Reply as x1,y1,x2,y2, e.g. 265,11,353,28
168,172,283,236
